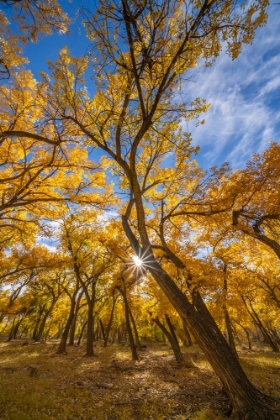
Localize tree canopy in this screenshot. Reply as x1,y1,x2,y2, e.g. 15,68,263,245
0,1,279,419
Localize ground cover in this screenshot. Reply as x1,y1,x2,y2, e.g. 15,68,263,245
0,340,279,420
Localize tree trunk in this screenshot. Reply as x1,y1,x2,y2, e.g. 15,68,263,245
68,291,83,345
153,316,184,364
238,323,253,351
145,254,279,419
182,319,193,346
224,308,238,357
222,262,238,357
129,306,141,349
77,321,87,346
34,302,55,342
57,297,76,354
165,314,182,350
242,296,279,352
99,318,106,341
104,295,116,347
32,309,44,340
86,301,95,356
120,288,138,360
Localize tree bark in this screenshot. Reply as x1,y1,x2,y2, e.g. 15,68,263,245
68,290,83,345
153,316,184,364
34,302,56,342
182,319,193,346
86,301,95,356
144,252,279,419
117,284,139,361
77,321,88,346
242,296,279,352
224,308,238,357
104,294,116,347
129,306,141,349
57,296,77,354
222,263,238,357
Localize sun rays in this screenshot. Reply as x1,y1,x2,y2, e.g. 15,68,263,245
124,248,162,278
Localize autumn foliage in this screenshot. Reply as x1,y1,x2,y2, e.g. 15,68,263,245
0,1,279,419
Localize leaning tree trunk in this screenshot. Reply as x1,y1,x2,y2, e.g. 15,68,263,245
224,307,238,358
242,296,279,352
153,316,184,364
182,319,193,347
145,253,279,419
34,302,56,342
68,290,83,345
57,297,77,354
104,294,117,347
129,306,141,349
237,322,253,351
118,286,139,361
77,320,87,346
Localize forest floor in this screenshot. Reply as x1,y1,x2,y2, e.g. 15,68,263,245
0,340,280,420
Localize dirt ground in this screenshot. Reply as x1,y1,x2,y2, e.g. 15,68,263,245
0,340,280,420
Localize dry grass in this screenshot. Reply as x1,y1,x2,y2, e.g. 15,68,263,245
0,340,279,419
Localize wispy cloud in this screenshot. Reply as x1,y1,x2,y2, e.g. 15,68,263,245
183,7,280,170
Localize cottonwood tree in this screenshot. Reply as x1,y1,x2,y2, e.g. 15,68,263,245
33,1,278,418
59,210,118,356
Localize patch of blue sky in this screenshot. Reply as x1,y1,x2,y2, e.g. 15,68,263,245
183,5,280,170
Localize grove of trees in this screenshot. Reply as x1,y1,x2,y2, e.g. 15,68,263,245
0,1,279,419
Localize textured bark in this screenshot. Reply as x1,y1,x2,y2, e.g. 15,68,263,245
145,253,279,419
182,319,193,347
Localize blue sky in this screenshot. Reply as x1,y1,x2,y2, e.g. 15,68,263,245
185,4,280,170
21,2,280,171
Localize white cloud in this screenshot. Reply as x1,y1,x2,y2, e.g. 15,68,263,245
183,7,280,170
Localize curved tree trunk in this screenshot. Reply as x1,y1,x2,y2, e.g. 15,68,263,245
144,252,279,419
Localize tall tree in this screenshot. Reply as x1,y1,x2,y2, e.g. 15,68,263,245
1,0,278,418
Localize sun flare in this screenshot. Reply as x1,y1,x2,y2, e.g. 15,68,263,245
132,255,143,267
